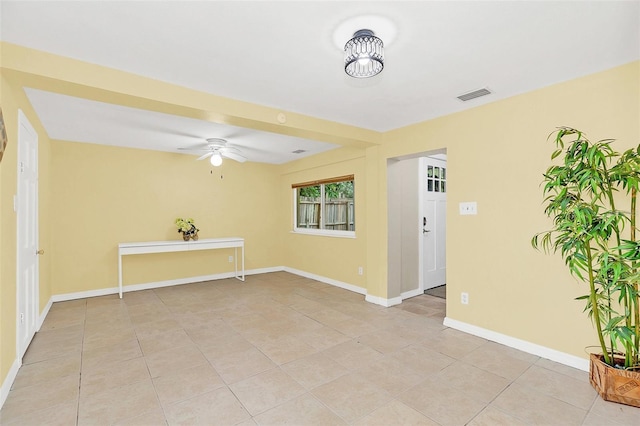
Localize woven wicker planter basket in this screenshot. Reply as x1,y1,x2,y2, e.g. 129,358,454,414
589,353,640,408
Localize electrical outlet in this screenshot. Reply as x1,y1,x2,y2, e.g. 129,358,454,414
358,266,363,275
228,256,233,263
461,292,469,305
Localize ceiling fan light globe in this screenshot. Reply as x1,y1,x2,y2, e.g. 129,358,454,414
210,153,223,167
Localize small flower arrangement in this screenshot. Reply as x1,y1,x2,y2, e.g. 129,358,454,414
175,218,199,241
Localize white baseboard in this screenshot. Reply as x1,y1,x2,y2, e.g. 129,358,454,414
0,357,21,410
365,294,403,307
51,268,282,302
443,317,590,372
284,267,366,295
401,288,423,300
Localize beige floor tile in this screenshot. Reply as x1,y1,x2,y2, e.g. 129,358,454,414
11,354,81,390
253,393,347,425
144,343,208,378
49,299,86,310
199,332,254,361
305,308,354,326
174,310,226,329
4,272,630,426
515,364,597,410
467,406,528,426
133,317,183,340
588,394,640,425
295,325,351,351
138,328,194,355
128,308,175,327
356,328,415,354
39,306,86,331
424,327,487,359
312,373,393,423
164,387,250,426
184,322,238,348
82,327,138,352
328,318,379,338
397,377,486,426
113,407,168,426
253,335,318,365
462,341,539,380
390,344,456,376
121,289,163,306
78,379,161,425
354,400,440,426
357,356,429,395
434,361,511,403
321,340,385,371
0,373,79,420
81,338,143,372
229,368,306,416
535,357,591,383
281,353,349,390
491,382,588,425
153,363,225,405
0,400,78,426
210,346,277,384
81,356,150,396
22,325,84,364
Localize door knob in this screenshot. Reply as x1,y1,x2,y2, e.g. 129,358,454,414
36,249,44,255
423,229,431,233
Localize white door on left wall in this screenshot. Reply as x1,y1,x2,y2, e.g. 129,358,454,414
16,110,39,359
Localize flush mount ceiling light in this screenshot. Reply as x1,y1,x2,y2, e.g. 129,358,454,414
333,15,396,79
344,29,384,78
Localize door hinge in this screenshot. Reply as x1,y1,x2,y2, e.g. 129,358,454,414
20,313,24,324
20,162,25,173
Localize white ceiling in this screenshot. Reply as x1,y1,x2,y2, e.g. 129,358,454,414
1,1,639,164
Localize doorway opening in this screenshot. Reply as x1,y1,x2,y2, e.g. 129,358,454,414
387,149,447,311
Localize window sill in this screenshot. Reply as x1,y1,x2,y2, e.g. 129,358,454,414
291,228,356,239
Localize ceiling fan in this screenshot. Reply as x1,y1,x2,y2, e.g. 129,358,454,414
179,138,247,166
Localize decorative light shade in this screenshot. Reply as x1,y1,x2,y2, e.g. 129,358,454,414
210,152,223,167
344,29,384,78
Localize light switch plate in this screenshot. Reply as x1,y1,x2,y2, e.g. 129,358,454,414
459,202,478,215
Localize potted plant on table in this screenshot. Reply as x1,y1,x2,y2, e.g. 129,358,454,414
175,217,199,241
532,127,640,407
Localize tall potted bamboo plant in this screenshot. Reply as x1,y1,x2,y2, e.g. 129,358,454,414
532,127,640,407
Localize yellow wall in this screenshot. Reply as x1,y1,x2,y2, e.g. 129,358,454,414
278,147,367,289
382,61,640,358
51,141,282,294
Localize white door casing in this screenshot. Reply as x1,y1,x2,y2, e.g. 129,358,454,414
421,157,446,290
16,110,39,359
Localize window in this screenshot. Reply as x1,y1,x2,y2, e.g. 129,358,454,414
293,175,355,237
427,165,446,193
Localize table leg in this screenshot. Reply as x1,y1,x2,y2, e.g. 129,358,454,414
118,254,123,298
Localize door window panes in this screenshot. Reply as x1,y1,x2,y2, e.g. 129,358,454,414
427,164,446,193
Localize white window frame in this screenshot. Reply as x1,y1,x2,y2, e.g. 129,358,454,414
292,176,356,238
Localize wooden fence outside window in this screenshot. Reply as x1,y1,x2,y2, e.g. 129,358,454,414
297,197,355,230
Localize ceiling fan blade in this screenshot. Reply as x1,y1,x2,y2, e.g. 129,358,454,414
197,152,214,161
222,151,247,163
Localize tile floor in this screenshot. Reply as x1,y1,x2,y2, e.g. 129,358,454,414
1,272,639,425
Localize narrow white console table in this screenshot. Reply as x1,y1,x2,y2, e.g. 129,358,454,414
118,237,245,298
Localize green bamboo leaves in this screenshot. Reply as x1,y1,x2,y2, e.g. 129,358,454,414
532,127,640,368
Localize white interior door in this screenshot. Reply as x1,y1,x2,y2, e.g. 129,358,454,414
422,157,446,290
16,110,39,359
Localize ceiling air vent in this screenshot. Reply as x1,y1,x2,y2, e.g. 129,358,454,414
457,87,492,102
292,149,307,154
